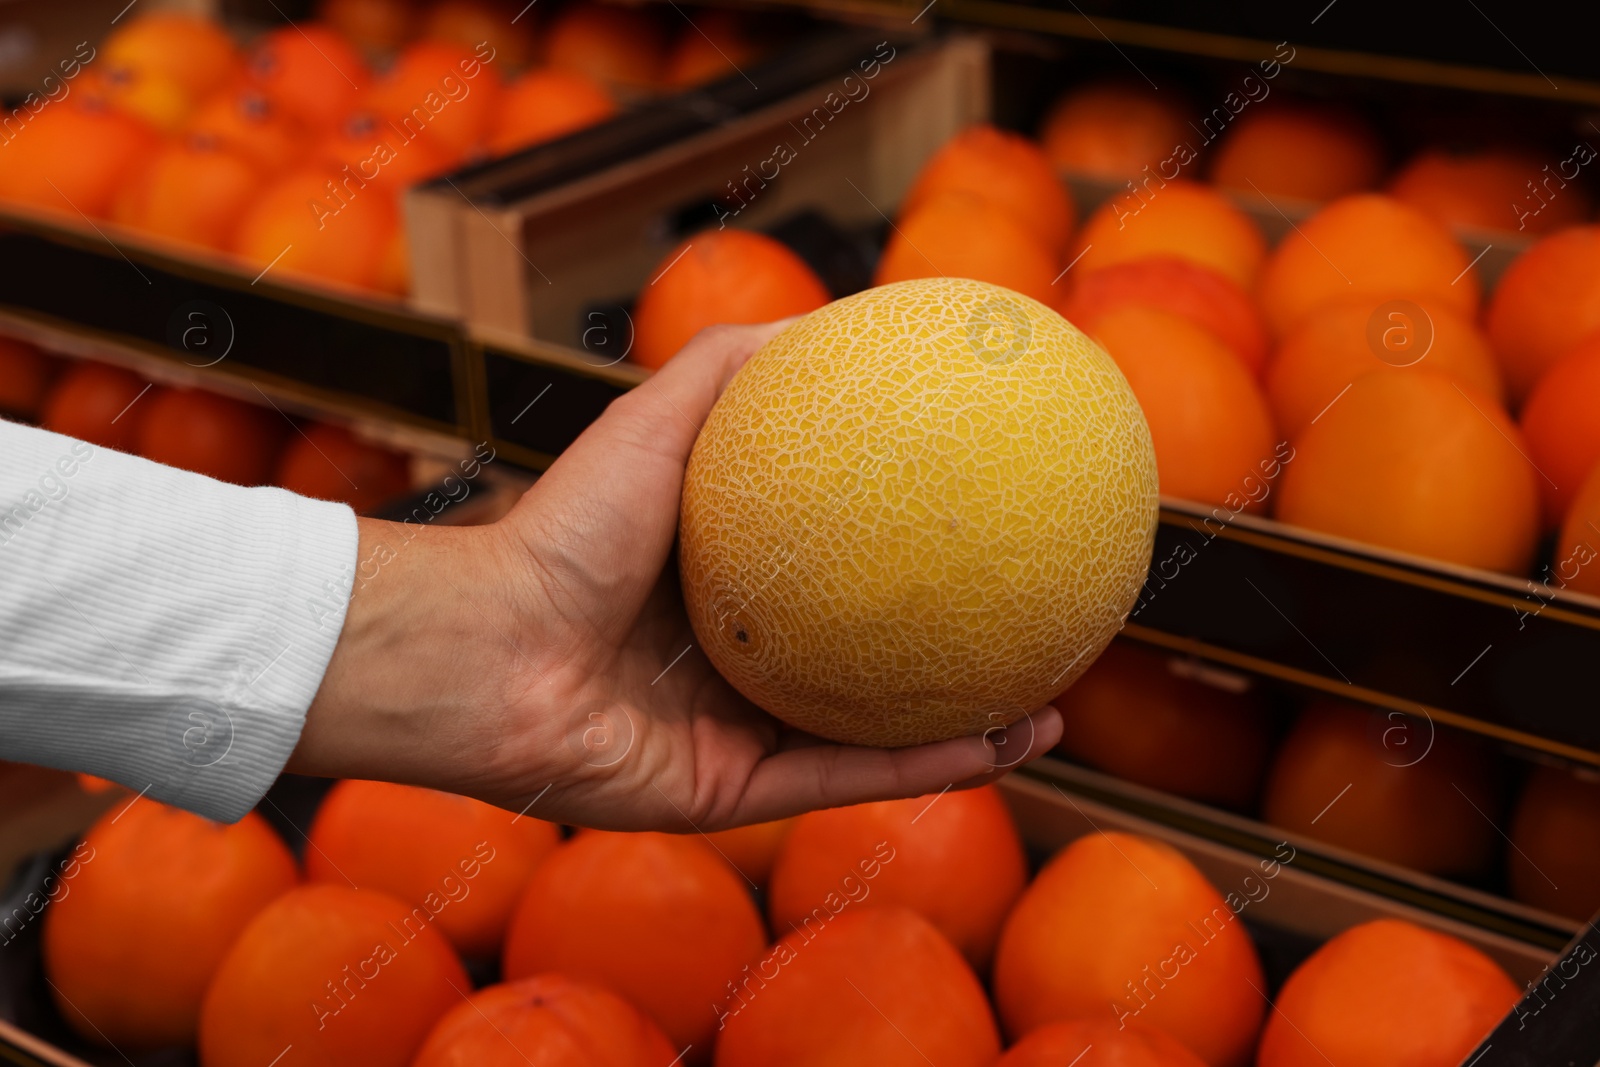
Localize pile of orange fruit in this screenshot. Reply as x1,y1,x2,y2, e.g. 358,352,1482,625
40,775,1526,1067
627,88,1599,588
0,1,762,295
0,336,412,512
1053,637,1600,922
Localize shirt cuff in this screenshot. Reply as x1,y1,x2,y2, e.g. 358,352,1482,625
0,419,359,821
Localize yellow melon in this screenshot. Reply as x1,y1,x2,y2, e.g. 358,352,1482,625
678,278,1158,747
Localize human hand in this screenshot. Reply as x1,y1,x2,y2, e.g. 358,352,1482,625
291,322,1063,832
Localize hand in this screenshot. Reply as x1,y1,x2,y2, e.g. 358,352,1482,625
291,322,1063,832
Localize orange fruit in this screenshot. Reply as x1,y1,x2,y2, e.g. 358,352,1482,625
993,831,1265,1067
1266,298,1504,442
198,885,468,1067
1487,226,1600,405
135,388,286,485
1071,179,1267,290
1274,371,1540,572
997,1018,1209,1067
1059,256,1269,376
545,3,668,90
248,23,371,135
487,68,617,155
0,96,156,218
364,40,502,161
503,831,766,1052
76,773,118,794
1258,919,1518,1067
40,362,154,452
320,0,419,55
1054,640,1273,810
1520,338,1600,527
274,421,412,512
424,0,536,69
901,123,1076,255
714,907,1001,1067
1389,147,1592,235
768,785,1027,971
874,192,1060,306
100,12,241,129
1556,460,1600,598
305,779,560,957
113,138,264,250
1508,763,1600,920
0,337,57,418
1038,82,1191,182
1089,304,1277,510
186,85,308,173
1211,103,1382,203
413,974,677,1067
632,229,830,369
703,817,795,888
1261,700,1503,876
317,111,457,193
1257,194,1478,340
42,801,298,1048
232,165,401,292
663,9,764,88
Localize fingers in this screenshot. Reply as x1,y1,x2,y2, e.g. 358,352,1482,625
734,705,1064,824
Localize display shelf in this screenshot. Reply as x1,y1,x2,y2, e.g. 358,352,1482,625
1125,499,1600,768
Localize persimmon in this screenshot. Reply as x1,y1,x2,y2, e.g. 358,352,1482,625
1556,460,1600,598
320,0,419,55
488,68,616,155
874,192,1059,306
42,801,297,1048
364,40,501,162
274,422,412,512
1088,304,1278,511
1258,919,1518,1067
1486,225,1600,404
993,831,1266,1067
1261,700,1504,877
632,229,829,369
1058,256,1268,377
113,138,264,250
232,165,401,292
413,974,678,1067
100,12,241,130
0,96,156,218
704,817,796,888
317,111,457,194
1038,82,1191,182
0,337,57,418
423,0,536,69
1390,147,1591,235
1508,763,1600,920
663,9,764,88
1257,194,1478,340
40,362,154,452
1071,179,1267,290
305,779,560,957
1520,338,1600,527
135,388,285,485
198,885,468,1067
248,23,370,134
1211,103,1383,203
1055,640,1273,810
1274,371,1540,573
715,907,1001,1067
997,1018,1209,1067
902,123,1076,255
503,831,766,1053
1266,298,1503,442
768,785,1026,971
545,3,668,90
186,85,307,173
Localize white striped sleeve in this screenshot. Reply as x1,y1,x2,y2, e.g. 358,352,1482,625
0,418,358,821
